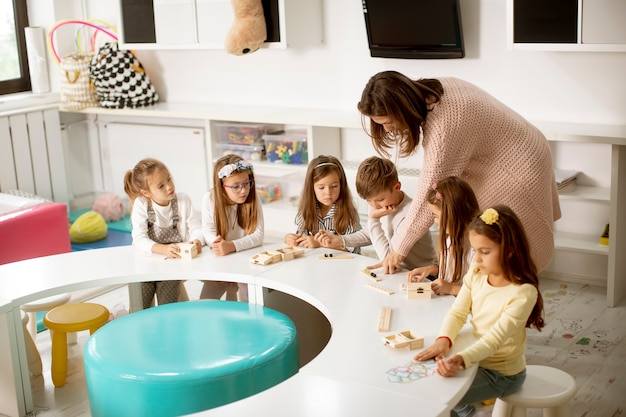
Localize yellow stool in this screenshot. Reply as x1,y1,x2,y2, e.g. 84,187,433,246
43,303,109,387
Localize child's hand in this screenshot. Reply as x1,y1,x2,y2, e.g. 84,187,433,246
369,205,397,219
192,239,203,254
435,355,465,377
285,233,301,246
155,243,181,259
406,265,438,282
314,231,344,250
210,235,235,256
431,278,447,295
413,337,450,362
295,235,320,248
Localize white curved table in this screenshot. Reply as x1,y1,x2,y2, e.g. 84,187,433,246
0,245,476,417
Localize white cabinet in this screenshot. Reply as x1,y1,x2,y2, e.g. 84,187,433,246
99,121,209,210
506,0,626,52
59,111,210,210
118,0,323,50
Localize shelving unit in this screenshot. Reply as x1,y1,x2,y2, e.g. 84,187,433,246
117,0,323,50
535,121,626,307
506,0,626,52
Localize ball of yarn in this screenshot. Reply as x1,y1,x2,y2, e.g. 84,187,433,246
92,193,125,222
70,211,107,243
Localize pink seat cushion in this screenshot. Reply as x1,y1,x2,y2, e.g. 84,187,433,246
0,202,71,265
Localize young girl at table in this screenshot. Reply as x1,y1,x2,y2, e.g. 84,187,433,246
284,155,370,253
414,205,545,417
200,154,264,301
124,157,204,309
406,176,479,296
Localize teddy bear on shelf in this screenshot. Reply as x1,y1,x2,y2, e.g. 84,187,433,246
225,0,267,55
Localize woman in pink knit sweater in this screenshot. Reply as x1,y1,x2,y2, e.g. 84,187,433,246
358,71,560,273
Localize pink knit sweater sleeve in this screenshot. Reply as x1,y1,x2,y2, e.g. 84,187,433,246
393,117,469,256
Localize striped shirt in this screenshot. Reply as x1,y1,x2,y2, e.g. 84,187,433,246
295,203,370,253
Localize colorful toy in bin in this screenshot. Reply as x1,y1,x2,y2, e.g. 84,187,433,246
228,128,259,145
265,134,308,165
216,122,271,145
258,183,281,204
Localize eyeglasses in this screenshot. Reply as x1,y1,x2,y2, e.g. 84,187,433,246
222,180,254,192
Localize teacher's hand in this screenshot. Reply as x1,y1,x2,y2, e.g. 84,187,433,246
368,251,404,274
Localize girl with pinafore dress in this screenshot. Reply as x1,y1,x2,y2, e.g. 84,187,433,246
124,157,204,309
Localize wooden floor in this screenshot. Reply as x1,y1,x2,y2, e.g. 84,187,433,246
9,278,626,417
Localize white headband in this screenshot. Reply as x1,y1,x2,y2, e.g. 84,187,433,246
218,160,253,179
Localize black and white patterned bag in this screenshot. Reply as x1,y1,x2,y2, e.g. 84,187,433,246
89,42,159,109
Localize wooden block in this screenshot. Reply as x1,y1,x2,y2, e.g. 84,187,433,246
407,282,432,300
178,243,198,259
249,251,282,265
378,306,391,332
382,330,424,350
366,282,394,295
361,268,381,281
277,246,304,261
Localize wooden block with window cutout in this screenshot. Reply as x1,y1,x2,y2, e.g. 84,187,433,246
407,282,432,300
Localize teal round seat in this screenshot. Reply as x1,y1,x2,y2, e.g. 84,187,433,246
83,300,299,417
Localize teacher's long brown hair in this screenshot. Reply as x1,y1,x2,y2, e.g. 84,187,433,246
357,70,443,158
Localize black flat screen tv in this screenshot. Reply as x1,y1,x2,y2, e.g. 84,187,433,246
362,0,465,59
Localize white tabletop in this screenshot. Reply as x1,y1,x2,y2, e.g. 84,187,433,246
0,245,476,417
254,250,477,409
189,373,450,417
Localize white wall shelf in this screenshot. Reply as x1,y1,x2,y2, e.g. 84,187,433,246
506,0,626,52
558,185,610,202
554,231,608,255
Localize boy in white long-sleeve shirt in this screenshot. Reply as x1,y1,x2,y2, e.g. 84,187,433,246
355,156,436,271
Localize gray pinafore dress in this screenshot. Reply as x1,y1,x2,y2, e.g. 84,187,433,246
141,196,183,309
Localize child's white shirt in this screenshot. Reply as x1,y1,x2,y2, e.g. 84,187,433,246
201,189,264,252
130,192,204,255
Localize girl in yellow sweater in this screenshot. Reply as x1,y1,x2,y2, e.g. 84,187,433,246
414,205,544,417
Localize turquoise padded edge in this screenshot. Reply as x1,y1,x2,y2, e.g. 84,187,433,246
35,311,46,333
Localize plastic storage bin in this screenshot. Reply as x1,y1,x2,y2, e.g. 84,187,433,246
215,122,278,145
216,143,265,161
257,183,282,204
264,131,308,165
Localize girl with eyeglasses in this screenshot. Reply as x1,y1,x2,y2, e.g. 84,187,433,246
200,154,264,301
124,157,204,309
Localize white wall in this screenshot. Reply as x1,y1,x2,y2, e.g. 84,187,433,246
31,0,626,126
